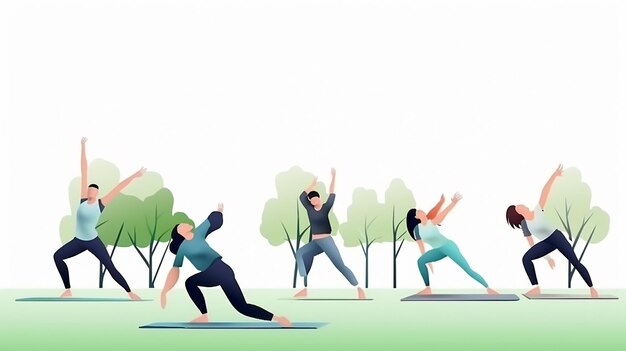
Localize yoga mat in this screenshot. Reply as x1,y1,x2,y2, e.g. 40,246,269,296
523,294,618,300
401,294,520,301
290,298,373,301
140,322,327,329
16,297,153,302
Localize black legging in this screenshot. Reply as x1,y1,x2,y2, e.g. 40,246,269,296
522,230,593,287
185,259,273,321
53,237,131,292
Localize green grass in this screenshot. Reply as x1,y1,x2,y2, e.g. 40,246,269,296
3,289,626,350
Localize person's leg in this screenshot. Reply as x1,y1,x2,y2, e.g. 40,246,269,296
417,248,447,287
317,237,359,286
522,240,556,286
442,242,489,288
549,231,594,287
184,269,219,317
215,260,275,321
53,238,88,290
295,241,322,277
86,238,132,293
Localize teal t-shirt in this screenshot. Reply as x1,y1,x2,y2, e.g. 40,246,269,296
174,219,222,271
75,198,105,241
414,221,450,248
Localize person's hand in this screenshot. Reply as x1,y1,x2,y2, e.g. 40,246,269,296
331,168,336,177
81,137,88,145
553,164,564,178
134,167,147,178
428,263,434,274
451,192,463,203
160,291,167,309
217,203,224,212
440,194,445,203
547,257,556,269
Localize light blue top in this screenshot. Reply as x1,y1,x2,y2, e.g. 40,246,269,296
75,198,105,241
174,219,222,271
414,221,450,248
522,205,557,241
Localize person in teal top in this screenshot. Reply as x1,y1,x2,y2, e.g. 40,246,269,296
406,193,499,295
161,203,291,326
53,137,146,300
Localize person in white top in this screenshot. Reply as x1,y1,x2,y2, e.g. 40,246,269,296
505,164,598,298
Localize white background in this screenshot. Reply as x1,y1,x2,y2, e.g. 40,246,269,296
1,0,624,290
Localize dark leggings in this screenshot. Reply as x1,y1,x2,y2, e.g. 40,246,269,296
523,230,593,287
185,259,273,321
53,237,131,292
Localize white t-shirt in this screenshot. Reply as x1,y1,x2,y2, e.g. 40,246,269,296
521,205,557,241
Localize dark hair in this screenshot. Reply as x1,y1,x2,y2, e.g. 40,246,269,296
506,205,524,229
88,183,99,189
406,208,421,240
307,191,320,199
170,224,184,254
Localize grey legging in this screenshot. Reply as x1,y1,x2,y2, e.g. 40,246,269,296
296,236,358,286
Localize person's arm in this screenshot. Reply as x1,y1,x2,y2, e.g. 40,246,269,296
525,235,555,269
304,176,317,194
416,240,434,273
300,177,317,207
329,168,336,194
539,164,563,209
80,137,88,198
432,193,462,225
160,267,180,309
426,194,445,220
100,167,146,206
204,204,224,239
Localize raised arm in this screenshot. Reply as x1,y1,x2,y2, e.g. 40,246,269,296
160,267,180,309
80,137,88,198
539,164,563,209
426,194,445,220
329,168,336,194
100,167,146,206
203,204,224,239
432,192,462,225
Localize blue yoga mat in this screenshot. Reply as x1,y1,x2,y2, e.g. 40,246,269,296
140,322,327,329
16,297,153,302
401,294,520,301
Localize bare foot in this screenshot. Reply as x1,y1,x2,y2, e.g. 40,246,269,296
128,291,141,301
293,288,308,298
357,287,366,299
190,314,209,323
487,288,500,295
417,287,432,295
60,289,72,298
525,286,541,296
590,287,599,298
272,315,292,327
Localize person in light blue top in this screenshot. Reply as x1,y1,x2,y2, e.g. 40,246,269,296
53,137,146,300
406,193,499,295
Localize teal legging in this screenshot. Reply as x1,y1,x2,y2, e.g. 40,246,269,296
417,241,489,288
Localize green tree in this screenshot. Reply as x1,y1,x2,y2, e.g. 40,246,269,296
339,188,385,288
545,167,610,288
126,188,192,288
381,179,416,288
260,166,338,288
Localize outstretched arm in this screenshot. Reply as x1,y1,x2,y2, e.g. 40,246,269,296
204,204,224,238
539,164,563,209
80,137,88,198
100,167,146,206
432,192,462,225
426,194,445,220
329,168,336,194
160,267,180,309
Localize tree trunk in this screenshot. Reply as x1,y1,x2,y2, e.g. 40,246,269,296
365,252,369,288
392,237,397,288
99,263,104,288
292,261,298,288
